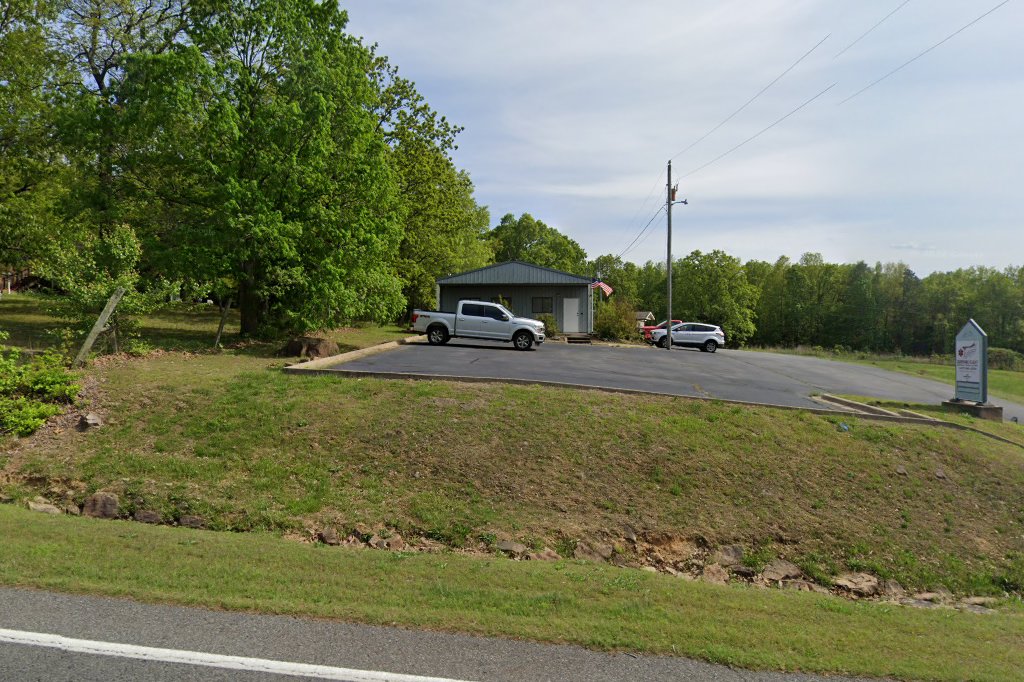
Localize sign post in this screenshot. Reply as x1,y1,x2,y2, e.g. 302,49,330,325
943,319,1002,421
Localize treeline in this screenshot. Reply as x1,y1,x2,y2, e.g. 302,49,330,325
587,252,1024,355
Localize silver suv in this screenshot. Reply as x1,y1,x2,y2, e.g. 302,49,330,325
650,322,725,353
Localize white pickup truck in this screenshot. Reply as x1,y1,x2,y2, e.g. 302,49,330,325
411,300,546,350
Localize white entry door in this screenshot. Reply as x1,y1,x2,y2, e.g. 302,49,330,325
562,297,580,333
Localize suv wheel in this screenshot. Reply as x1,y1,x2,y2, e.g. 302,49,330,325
513,330,534,350
656,336,668,349
702,339,718,353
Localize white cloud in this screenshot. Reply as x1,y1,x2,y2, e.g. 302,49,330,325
346,0,1024,273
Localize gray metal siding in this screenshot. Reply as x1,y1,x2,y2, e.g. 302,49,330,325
438,261,591,286
438,284,593,333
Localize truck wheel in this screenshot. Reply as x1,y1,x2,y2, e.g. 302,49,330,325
703,339,718,353
427,325,449,345
513,330,534,350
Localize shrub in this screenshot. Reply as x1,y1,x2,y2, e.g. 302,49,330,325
594,298,639,341
988,347,1024,372
0,332,80,436
535,313,559,338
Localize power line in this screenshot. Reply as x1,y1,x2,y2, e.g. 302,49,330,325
617,205,665,259
834,0,913,60
839,0,1013,104
669,33,831,161
679,83,837,181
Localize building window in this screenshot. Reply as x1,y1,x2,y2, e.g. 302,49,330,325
532,297,553,314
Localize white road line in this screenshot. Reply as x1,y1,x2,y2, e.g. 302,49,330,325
0,628,476,682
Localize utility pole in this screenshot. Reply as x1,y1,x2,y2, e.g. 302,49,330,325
665,160,685,352
665,160,673,352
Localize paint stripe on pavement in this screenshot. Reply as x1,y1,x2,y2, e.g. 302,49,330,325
0,628,476,682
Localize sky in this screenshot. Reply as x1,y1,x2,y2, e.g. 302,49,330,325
345,1,1024,275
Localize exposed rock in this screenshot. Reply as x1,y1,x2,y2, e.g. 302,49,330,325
574,541,614,562
77,413,103,430
281,337,339,360
318,528,340,546
957,604,995,615
901,598,941,609
27,499,62,515
713,544,744,567
496,540,528,557
731,565,757,578
622,525,638,543
133,509,161,524
913,588,952,603
369,533,405,551
64,504,80,516
83,492,119,519
834,572,880,597
895,465,908,476
963,596,998,606
640,566,658,573
525,548,561,561
761,559,802,582
935,469,947,480
352,523,374,540
879,579,906,599
700,563,729,585
782,579,816,592
178,514,205,529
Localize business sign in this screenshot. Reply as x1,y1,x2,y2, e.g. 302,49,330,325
954,319,988,403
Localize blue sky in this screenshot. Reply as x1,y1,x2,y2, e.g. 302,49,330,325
345,1,1023,275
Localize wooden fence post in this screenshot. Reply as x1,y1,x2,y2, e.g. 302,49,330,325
73,287,126,367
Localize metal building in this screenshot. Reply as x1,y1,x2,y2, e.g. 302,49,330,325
436,261,594,334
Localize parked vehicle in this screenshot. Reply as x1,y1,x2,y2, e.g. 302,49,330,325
411,300,546,350
649,322,725,353
638,317,679,339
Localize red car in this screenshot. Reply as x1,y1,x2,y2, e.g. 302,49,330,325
642,319,682,342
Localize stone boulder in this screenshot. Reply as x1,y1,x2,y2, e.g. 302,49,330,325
761,558,802,582
713,544,744,567
834,572,880,597
83,492,119,519
27,497,62,515
701,564,729,585
281,337,339,360
496,540,528,557
133,509,161,524
318,528,340,546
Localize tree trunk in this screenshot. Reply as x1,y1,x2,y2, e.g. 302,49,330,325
238,263,260,337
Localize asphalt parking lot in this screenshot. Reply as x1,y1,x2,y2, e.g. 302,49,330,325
322,339,1024,420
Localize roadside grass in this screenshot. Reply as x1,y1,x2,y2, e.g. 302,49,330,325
836,395,1024,444
862,359,1024,405
3,350,1024,596
2,506,1022,682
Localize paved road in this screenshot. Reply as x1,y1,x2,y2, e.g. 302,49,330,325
324,340,1024,422
0,587,880,682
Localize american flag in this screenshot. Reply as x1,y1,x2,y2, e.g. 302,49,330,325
591,280,614,297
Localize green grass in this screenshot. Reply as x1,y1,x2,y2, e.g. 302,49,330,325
837,395,1024,444
862,359,1024,405
4,351,1024,596
0,291,408,356
2,505,1022,682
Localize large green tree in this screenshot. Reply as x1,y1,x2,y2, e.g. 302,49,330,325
489,213,587,273
371,55,490,313
117,0,405,334
0,0,63,267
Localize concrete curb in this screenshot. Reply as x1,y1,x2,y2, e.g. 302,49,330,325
819,394,902,417
282,335,423,373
